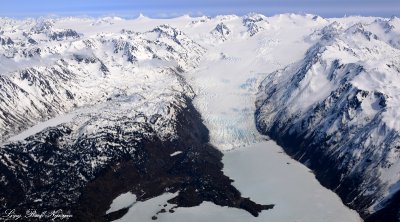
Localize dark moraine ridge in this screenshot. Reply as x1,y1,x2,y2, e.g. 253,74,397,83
74,100,274,221
0,97,273,222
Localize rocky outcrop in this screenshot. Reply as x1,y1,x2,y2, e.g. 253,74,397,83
210,23,231,41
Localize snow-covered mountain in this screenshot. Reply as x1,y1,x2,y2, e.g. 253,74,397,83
0,20,204,140
256,16,400,221
0,15,274,221
0,13,398,221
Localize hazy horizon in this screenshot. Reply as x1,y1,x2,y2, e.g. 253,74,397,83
0,0,399,19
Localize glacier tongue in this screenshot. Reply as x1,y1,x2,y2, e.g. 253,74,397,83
186,14,324,150
187,51,266,150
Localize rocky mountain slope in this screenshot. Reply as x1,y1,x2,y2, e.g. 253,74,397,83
256,16,400,221
0,19,204,140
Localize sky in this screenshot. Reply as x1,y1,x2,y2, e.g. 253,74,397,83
0,0,398,18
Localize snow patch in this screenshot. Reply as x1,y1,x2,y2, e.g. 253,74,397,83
170,151,182,157
106,192,137,214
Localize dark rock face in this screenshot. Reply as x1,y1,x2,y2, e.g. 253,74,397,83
210,23,231,41
0,98,273,221
0,36,14,45
48,29,80,41
256,68,400,222
255,24,400,221
365,191,400,222
242,13,265,36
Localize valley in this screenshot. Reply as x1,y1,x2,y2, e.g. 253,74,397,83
0,13,399,221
